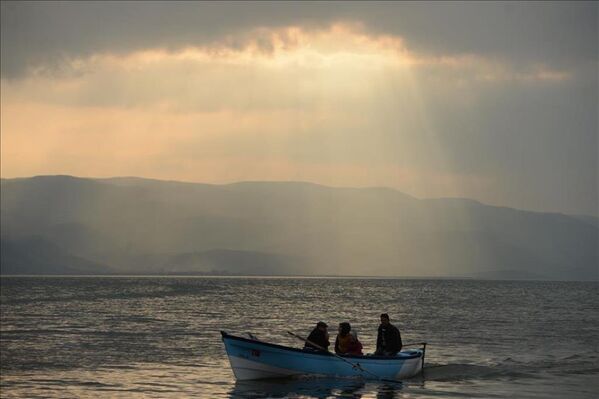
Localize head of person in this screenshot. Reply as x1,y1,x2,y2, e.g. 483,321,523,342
338,322,351,336
380,313,390,326
350,329,358,340
316,321,328,332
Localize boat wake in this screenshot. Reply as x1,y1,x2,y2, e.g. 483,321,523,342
420,363,531,381
420,351,599,382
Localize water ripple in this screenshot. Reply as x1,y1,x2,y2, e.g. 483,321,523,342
1,277,598,398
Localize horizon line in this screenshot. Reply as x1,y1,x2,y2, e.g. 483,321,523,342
1,274,597,282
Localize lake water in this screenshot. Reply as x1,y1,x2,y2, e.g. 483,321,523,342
1,277,597,398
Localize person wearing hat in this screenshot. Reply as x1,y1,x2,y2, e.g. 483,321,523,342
304,321,330,351
375,313,402,356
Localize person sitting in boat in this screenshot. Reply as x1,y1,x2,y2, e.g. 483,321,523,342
347,329,364,355
334,322,362,355
375,313,403,356
303,321,330,351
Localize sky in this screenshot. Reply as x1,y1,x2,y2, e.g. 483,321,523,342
1,1,597,216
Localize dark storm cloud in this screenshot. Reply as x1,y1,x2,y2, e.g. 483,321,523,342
1,1,597,78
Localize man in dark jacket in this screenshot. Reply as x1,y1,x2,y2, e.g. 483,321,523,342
375,313,402,356
304,321,330,351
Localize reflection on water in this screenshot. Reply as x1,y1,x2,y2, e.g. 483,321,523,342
229,378,410,399
1,277,598,398
230,377,368,398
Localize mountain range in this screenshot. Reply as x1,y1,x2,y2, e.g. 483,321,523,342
1,175,597,280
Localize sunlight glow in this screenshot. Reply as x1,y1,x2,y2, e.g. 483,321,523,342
0,23,571,202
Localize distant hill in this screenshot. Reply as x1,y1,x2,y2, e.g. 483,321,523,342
571,215,599,228
159,249,305,275
1,235,110,275
1,175,597,280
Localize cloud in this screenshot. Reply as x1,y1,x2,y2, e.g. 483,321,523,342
0,3,596,216
1,24,573,115
2,2,596,78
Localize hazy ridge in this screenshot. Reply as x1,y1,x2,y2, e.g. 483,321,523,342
1,175,597,280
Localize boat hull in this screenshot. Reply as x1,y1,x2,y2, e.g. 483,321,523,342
221,331,424,381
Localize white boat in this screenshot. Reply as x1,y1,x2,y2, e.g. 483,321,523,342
221,331,426,381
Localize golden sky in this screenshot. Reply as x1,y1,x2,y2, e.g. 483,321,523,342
1,2,596,215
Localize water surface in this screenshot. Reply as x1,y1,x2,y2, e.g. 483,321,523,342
1,277,597,398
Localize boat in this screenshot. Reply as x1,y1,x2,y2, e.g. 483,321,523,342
221,331,426,381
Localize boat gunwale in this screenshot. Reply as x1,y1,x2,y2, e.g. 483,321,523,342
221,331,422,361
